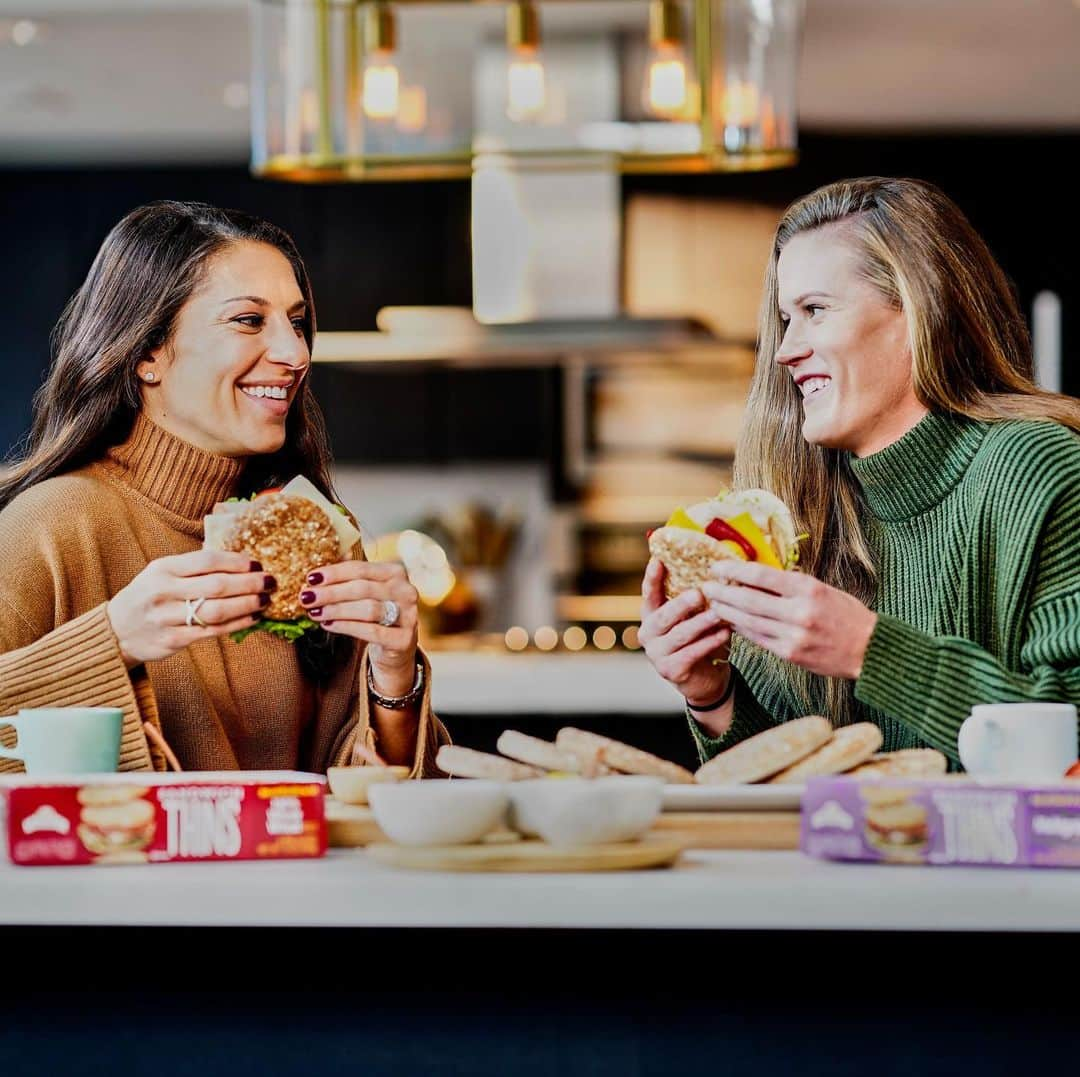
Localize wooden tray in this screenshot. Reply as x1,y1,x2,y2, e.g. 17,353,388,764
652,811,801,850
366,835,685,872
327,798,801,852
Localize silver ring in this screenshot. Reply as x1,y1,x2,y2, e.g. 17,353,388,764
184,596,207,628
378,599,400,628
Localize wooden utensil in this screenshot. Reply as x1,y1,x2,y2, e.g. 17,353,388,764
366,835,685,872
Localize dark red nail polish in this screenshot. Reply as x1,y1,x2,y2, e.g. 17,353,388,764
264,575,277,591
258,593,271,608
309,607,322,618
300,590,316,605
307,572,324,586
322,620,334,626
250,560,263,572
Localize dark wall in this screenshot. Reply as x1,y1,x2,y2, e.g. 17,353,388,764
3,131,1076,460
0,168,473,457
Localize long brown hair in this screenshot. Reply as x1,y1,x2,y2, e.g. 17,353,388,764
2,200,351,679
1,199,337,509
734,176,1080,724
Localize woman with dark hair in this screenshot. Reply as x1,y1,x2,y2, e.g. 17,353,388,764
639,176,1080,766
0,201,447,774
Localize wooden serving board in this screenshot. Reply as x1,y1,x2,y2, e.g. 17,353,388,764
366,835,685,873
652,811,801,850
327,797,801,851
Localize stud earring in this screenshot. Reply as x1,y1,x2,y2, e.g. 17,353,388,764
144,372,156,383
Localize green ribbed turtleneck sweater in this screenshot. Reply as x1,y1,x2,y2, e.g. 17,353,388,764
690,412,1080,767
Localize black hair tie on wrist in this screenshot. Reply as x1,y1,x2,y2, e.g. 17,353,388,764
685,672,735,712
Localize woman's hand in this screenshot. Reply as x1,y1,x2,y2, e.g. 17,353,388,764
107,550,274,669
299,561,420,697
638,557,732,706
701,561,878,680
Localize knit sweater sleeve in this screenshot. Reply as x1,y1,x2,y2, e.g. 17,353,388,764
856,436,1080,764
0,599,157,772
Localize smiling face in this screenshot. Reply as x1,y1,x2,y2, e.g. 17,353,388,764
136,240,310,457
775,227,928,458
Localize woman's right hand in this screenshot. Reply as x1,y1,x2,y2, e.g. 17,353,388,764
107,550,275,669
639,557,732,707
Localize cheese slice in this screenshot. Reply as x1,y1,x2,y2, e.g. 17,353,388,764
280,475,363,557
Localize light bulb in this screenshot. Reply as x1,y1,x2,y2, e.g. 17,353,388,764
644,0,688,118
646,48,688,116
362,3,399,121
507,58,546,122
363,51,399,120
505,1,546,123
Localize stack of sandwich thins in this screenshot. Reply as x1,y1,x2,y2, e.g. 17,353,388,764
435,722,947,851
693,717,947,785
436,720,947,788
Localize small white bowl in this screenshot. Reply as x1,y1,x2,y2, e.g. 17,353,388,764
507,775,664,847
368,780,508,847
326,766,410,805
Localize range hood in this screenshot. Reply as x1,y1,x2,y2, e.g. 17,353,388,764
311,307,736,367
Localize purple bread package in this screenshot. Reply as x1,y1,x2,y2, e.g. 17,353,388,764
801,776,1080,868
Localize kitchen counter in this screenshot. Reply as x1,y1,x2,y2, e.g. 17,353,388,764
3,848,1078,932
427,649,684,714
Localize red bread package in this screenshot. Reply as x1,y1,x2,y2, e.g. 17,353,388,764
1,771,327,866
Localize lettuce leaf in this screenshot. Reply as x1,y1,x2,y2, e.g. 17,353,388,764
229,616,318,644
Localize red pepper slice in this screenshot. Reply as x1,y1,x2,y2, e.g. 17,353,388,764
705,518,757,561
257,486,283,497
645,528,657,541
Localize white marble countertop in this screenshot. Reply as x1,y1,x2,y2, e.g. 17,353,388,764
427,650,684,714
3,848,1078,932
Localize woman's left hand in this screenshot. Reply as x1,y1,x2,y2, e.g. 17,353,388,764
700,561,878,681
299,561,419,697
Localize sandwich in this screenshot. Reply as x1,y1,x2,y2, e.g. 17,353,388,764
647,488,804,600
860,785,930,862
203,475,362,643
76,785,156,857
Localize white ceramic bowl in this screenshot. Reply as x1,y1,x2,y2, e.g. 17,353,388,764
507,775,664,847
326,766,410,805
368,779,509,847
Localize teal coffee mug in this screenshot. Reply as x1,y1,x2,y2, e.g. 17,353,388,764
0,707,123,774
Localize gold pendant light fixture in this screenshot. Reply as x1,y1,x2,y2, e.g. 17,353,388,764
250,0,803,182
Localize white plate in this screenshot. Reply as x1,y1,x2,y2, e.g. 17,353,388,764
662,783,805,812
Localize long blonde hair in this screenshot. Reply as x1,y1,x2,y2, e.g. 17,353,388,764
734,176,1080,724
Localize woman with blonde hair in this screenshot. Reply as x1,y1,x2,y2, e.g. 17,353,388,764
639,176,1080,765
0,201,447,775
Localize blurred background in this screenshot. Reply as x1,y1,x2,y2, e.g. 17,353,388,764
2,0,1077,764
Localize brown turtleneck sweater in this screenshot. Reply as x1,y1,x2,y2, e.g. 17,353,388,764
0,413,448,776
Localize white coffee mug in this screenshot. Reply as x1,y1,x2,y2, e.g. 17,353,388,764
957,703,1078,782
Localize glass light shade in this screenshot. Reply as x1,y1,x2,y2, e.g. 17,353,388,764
250,0,803,181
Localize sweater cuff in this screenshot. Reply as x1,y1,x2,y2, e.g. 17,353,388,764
335,648,450,777
687,705,732,765
0,603,154,771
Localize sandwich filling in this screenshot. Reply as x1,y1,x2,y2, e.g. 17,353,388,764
656,489,803,570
